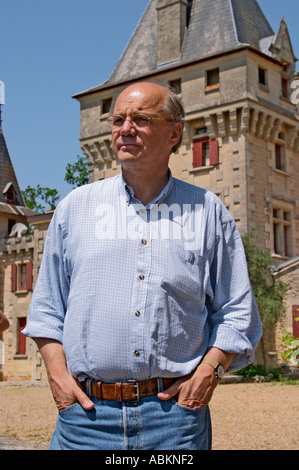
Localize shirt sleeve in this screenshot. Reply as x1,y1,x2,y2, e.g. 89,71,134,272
206,204,263,371
22,202,70,343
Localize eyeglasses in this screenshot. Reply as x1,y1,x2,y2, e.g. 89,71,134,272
107,113,170,130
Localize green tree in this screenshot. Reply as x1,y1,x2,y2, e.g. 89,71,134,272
242,233,289,365
242,233,289,329
64,154,89,189
22,185,60,214
22,154,89,213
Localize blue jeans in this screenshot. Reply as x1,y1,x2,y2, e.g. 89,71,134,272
49,379,212,450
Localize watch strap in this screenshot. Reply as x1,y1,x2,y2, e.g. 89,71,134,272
202,357,218,369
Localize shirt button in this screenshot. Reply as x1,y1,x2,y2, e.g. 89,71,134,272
134,350,140,357
142,239,147,245
139,274,145,280
135,311,141,317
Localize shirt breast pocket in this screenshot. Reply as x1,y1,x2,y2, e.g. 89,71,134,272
160,242,207,302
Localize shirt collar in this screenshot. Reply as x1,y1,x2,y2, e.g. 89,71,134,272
118,169,174,208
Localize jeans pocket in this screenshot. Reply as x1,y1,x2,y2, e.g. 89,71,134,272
169,397,207,413
58,402,80,415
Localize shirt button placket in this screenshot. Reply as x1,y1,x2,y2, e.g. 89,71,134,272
132,209,151,373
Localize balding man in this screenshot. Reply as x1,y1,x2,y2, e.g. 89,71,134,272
23,82,262,450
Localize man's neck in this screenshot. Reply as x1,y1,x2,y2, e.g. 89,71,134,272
122,168,169,206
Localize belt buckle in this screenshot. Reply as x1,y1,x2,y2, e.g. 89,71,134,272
128,380,140,402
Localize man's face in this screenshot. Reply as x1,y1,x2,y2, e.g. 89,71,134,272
111,83,181,173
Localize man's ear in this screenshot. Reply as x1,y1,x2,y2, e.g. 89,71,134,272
169,122,183,149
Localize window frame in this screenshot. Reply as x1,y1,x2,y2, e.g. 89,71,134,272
192,136,219,169
205,68,220,92
272,207,292,258
258,67,267,87
11,262,33,293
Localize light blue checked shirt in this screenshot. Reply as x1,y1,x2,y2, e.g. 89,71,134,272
23,172,262,382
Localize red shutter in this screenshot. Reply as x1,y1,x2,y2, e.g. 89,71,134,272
11,264,17,292
192,140,203,168
19,317,27,355
209,139,219,165
26,262,33,291
292,306,299,339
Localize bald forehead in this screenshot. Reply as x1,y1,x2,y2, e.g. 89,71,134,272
114,83,168,114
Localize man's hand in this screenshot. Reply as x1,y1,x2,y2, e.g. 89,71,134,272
157,363,218,409
158,347,236,409
35,338,94,411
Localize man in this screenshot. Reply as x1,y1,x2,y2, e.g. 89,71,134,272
23,82,262,450
0,310,9,333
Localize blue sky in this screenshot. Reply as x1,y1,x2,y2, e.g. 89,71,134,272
0,0,298,202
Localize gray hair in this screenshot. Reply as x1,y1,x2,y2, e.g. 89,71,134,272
162,88,185,153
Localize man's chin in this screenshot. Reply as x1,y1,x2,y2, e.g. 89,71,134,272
116,150,142,161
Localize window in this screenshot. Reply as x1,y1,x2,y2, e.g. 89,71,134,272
206,68,219,88
19,264,27,290
3,183,17,205
281,77,289,99
273,208,291,257
102,98,112,115
17,317,27,355
258,67,267,87
192,137,219,168
275,143,285,171
11,262,33,292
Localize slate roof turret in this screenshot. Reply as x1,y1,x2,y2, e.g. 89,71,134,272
75,0,277,96
0,125,24,206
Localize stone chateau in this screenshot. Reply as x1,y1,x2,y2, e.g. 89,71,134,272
1,0,299,381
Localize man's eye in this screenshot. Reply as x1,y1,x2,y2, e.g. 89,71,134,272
133,115,149,127
113,117,125,126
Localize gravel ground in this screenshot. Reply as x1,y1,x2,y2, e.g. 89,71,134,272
0,381,298,450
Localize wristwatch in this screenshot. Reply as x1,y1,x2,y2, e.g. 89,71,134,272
202,357,225,380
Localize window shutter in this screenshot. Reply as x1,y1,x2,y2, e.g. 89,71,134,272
18,318,27,355
209,139,219,165
26,262,33,291
11,264,17,292
192,140,203,168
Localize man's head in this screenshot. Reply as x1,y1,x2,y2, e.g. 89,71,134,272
109,82,184,173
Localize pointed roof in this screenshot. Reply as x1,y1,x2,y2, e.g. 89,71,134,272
260,17,297,62
0,125,25,206
75,0,277,96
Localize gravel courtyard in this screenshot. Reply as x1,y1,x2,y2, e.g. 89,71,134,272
0,381,298,450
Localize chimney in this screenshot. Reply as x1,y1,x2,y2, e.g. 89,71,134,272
156,0,187,64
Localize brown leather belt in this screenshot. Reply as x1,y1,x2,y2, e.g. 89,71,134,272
84,378,175,402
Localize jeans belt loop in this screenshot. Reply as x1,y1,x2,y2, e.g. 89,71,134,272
128,380,140,402
85,378,92,398
115,382,123,402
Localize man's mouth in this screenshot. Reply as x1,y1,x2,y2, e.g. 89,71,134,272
119,142,140,150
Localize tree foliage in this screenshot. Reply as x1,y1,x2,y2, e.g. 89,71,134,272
22,185,60,214
242,233,289,329
64,155,89,189
22,154,89,213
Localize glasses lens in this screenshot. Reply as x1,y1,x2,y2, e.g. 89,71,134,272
111,115,125,127
131,114,150,128
108,114,151,129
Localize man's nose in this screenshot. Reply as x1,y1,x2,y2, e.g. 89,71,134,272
120,117,136,134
